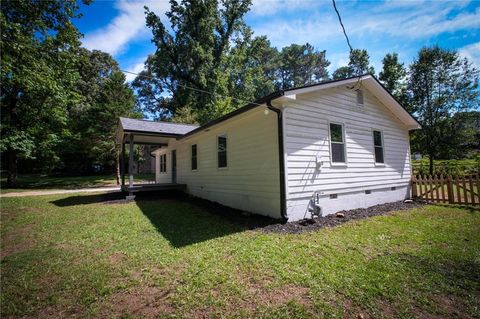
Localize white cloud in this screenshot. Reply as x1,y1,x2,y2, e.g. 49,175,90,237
359,3,480,38
250,0,323,16
124,58,147,82
82,0,169,56
253,13,341,48
251,0,480,49
458,41,480,67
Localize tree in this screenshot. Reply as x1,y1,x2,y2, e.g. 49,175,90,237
379,53,407,102
59,48,137,175
408,46,480,174
1,0,86,186
132,55,173,120
436,111,480,160
138,0,252,123
278,43,330,89
333,49,375,79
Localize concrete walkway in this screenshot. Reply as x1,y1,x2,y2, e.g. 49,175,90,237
1,186,121,198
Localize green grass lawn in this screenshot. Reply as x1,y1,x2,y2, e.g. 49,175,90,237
0,173,155,193
1,193,479,318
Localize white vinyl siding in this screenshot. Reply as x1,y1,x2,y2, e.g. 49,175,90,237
156,108,281,218
283,86,411,219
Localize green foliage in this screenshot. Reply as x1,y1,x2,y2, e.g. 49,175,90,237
408,46,480,173
333,49,375,79
379,52,407,103
58,49,137,174
412,157,480,176
277,43,330,89
0,0,86,185
135,1,331,123
139,0,256,123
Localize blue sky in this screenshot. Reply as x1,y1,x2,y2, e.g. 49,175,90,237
75,0,480,82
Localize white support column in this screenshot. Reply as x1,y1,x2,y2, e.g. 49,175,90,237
128,134,134,188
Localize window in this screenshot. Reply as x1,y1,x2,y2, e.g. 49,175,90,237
373,130,384,163
329,123,346,163
217,135,227,168
191,144,197,170
356,89,364,105
160,154,167,173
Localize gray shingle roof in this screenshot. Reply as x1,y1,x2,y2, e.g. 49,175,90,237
120,117,199,136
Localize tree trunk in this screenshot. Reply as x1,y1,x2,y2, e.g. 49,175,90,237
6,149,18,188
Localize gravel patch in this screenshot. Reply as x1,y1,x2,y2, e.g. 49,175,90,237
261,200,427,234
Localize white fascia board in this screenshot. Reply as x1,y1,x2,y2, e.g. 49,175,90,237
278,94,296,101
284,76,371,96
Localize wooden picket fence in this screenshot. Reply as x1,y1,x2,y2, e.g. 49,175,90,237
411,174,480,205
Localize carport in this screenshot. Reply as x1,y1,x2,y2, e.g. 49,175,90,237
116,117,198,196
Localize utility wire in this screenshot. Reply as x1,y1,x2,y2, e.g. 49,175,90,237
332,0,353,53
1,38,264,107
1,38,263,107
121,69,263,107
331,0,364,90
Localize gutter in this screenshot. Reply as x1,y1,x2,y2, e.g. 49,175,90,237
267,99,288,221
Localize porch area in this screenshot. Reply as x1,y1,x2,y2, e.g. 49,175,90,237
120,183,186,193
116,117,198,196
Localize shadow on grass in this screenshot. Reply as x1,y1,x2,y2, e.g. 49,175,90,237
428,203,480,214
51,191,278,248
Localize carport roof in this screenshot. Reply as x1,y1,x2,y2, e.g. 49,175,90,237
119,117,199,136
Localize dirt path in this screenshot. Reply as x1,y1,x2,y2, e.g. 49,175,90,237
0,186,121,198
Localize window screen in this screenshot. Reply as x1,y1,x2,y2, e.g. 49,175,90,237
217,135,227,168
373,130,384,163
357,89,364,105
191,144,197,170
330,123,346,163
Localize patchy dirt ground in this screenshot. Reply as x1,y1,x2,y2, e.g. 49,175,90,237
261,200,427,234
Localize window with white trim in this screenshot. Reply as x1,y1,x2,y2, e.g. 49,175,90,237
191,144,197,170
373,130,384,163
160,154,167,173
217,135,227,168
330,123,346,163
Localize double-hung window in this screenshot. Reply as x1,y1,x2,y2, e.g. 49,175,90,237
217,135,227,168
373,130,384,164
160,154,167,173
329,123,346,164
191,144,197,170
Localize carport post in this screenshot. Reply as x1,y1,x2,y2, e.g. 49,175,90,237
128,134,134,189
121,142,125,187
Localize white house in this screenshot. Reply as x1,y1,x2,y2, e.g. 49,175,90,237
116,75,421,221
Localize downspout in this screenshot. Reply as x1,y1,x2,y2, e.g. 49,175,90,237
267,100,288,221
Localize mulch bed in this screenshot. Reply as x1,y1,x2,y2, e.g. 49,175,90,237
261,200,427,234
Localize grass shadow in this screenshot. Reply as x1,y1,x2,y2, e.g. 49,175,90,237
51,191,278,248
50,192,126,206
135,192,278,248
428,202,480,214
